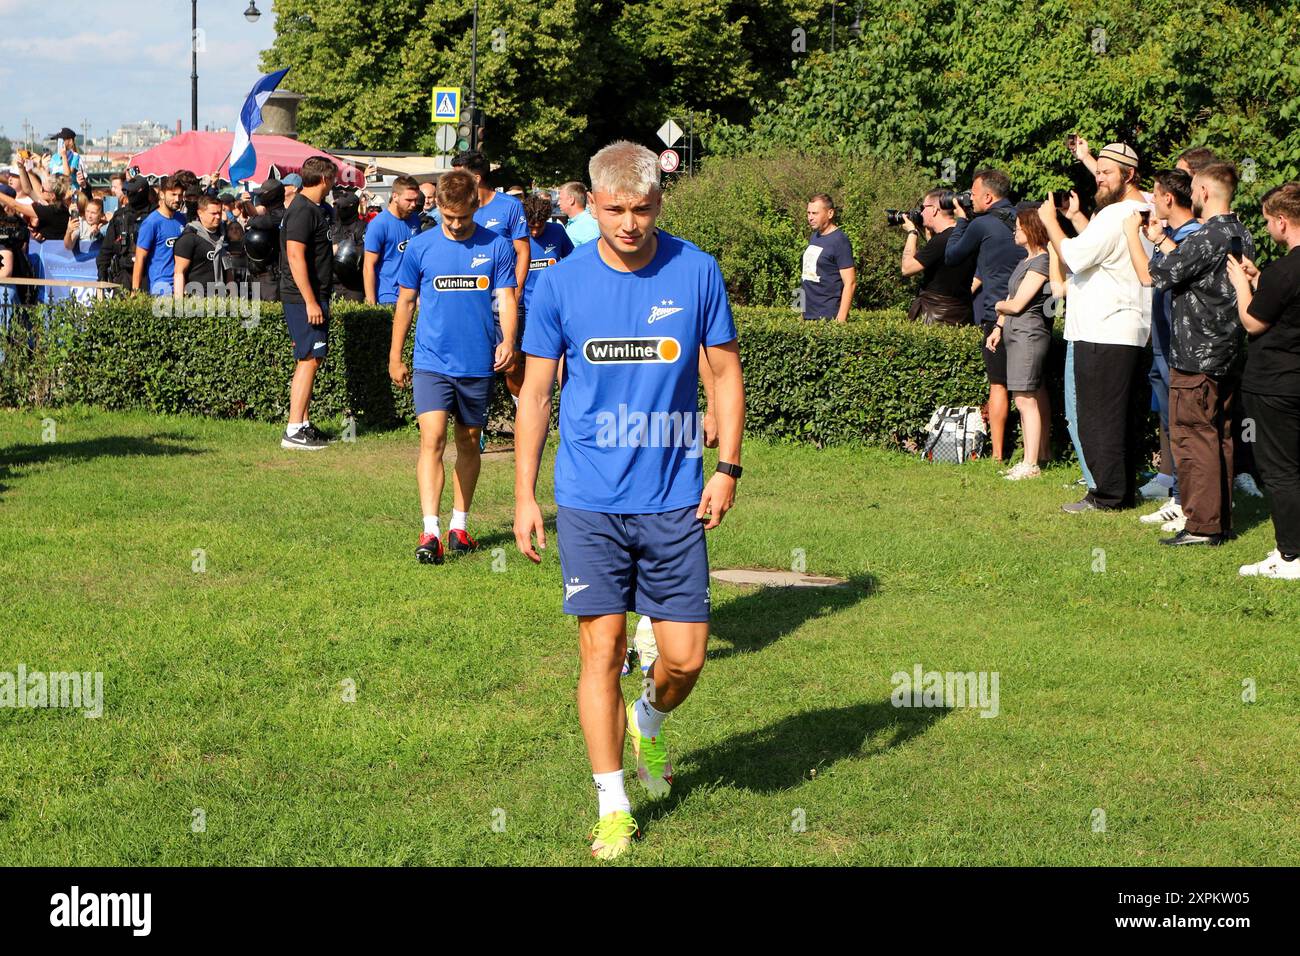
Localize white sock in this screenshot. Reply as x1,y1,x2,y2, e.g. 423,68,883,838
511,394,519,407
422,515,440,537
593,770,630,817
302,418,310,430
450,509,468,532
635,693,668,739
287,421,304,435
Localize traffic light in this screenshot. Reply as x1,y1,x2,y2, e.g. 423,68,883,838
473,108,486,150
457,107,473,152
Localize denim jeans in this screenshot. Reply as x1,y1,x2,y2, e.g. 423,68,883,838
1065,340,1095,489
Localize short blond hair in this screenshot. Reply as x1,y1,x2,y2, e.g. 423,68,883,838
588,141,660,199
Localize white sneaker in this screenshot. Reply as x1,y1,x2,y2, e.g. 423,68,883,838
1161,515,1187,533
1235,474,1264,498
1138,476,1173,500
1004,461,1041,481
1239,550,1300,579
1140,500,1184,525
632,615,659,675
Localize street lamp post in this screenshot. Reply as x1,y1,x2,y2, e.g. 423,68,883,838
191,1,262,132
468,0,479,151
191,0,199,131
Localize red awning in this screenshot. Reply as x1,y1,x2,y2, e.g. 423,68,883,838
129,130,362,187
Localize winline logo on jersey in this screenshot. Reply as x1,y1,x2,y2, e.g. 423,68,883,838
583,336,681,364
595,404,704,458
434,274,490,291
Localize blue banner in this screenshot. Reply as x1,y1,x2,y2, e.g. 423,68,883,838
27,238,101,305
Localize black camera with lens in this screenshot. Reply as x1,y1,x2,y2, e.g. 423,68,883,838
938,189,975,217
886,207,924,230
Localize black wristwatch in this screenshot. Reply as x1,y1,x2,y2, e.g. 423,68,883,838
716,461,743,480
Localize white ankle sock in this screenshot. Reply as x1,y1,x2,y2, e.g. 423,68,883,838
593,770,630,817
635,693,668,739
450,509,468,532
423,515,440,537
287,421,304,435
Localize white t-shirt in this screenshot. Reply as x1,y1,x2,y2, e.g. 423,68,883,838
1061,198,1153,346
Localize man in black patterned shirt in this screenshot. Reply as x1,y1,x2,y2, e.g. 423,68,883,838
1136,162,1255,546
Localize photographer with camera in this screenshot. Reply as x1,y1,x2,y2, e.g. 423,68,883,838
898,189,976,325
943,168,1027,462
800,193,855,322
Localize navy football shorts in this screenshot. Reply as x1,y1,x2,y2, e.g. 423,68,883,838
284,301,330,361
555,505,710,622
413,370,491,427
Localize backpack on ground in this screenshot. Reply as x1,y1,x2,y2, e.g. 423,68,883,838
922,405,990,464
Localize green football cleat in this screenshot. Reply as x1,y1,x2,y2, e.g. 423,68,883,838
589,810,639,861
626,700,673,799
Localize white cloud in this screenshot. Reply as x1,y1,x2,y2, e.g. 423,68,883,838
1,0,277,142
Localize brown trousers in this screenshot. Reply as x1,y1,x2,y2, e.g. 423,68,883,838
1169,368,1236,536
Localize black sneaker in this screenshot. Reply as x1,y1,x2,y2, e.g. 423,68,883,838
282,426,328,451
416,532,445,564
300,424,332,443
1061,495,1099,514
445,529,480,555
1160,529,1227,547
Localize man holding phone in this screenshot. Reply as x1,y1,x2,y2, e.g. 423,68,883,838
1130,162,1256,546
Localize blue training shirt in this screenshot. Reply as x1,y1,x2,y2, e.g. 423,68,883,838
522,230,737,514
524,222,574,311
136,209,188,294
364,209,421,303
397,224,517,377
474,192,528,242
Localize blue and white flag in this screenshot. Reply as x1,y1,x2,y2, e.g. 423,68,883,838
228,68,289,183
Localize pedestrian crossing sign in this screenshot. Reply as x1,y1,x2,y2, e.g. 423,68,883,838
432,87,460,123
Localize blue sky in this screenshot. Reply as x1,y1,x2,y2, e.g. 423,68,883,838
0,0,280,146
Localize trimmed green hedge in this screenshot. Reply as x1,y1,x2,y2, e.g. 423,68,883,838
3,297,1073,451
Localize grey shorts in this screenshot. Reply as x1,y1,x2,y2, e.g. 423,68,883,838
1004,315,1051,392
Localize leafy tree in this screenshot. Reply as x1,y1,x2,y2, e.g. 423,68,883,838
261,0,836,181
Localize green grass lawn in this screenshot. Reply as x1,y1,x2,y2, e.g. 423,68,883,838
1,406,1297,866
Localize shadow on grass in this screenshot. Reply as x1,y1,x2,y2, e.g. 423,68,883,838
1230,492,1272,538
637,698,948,829
0,433,205,499
707,574,877,661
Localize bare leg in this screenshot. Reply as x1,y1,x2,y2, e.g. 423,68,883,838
643,619,708,713
578,614,629,774
1036,385,1052,464
1014,391,1041,467
417,411,449,519
988,383,1010,461
505,354,524,398
288,357,319,424
451,422,482,513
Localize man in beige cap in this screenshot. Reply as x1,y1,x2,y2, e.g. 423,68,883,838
1040,143,1154,512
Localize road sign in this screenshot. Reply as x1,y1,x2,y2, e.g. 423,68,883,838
432,87,461,123
658,149,680,173
436,125,456,153
657,119,683,148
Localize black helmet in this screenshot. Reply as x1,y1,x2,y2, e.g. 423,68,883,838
243,225,278,266
333,235,363,280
